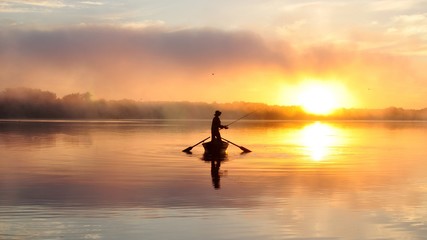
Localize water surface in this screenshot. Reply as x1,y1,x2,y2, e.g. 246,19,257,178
1,120,427,239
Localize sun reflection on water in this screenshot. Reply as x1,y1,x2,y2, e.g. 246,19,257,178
299,122,340,161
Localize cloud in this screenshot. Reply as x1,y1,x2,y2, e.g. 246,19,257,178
0,0,71,13
0,26,288,100
368,0,425,12
0,0,107,13
6,0,67,8
79,1,104,6
389,14,427,36
1,0,69,9
1,26,283,67
0,25,426,107
374,14,427,55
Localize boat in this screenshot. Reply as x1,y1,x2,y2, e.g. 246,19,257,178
202,140,229,155
202,152,228,162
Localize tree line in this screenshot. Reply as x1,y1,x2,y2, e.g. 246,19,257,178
1,88,427,120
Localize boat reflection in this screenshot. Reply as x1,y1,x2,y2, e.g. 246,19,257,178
298,122,341,161
202,153,228,189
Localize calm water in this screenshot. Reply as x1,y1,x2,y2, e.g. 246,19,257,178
1,120,427,240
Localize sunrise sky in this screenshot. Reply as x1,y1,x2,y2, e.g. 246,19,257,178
1,0,427,109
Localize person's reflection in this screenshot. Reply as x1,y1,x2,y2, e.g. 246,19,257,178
203,153,227,189
211,160,221,189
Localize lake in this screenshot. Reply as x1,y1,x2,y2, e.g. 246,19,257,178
1,119,427,240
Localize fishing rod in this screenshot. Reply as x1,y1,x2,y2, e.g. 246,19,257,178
225,111,256,127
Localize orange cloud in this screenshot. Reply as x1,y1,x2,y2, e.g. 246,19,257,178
0,26,426,108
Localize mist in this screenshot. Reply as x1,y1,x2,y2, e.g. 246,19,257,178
1,88,427,120
1,26,426,107
0,26,286,102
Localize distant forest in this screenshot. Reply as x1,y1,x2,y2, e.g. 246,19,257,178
1,88,427,120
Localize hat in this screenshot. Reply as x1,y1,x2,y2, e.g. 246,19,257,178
214,110,221,116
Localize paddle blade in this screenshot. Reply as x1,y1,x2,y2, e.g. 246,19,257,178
240,146,252,153
182,146,193,153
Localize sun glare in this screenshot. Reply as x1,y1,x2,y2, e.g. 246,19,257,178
283,80,351,115
299,122,339,161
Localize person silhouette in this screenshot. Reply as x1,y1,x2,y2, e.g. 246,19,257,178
211,110,228,143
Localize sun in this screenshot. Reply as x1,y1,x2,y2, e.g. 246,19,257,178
296,81,345,115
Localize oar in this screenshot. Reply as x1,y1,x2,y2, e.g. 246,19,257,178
182,137,210,153
221,138,252,153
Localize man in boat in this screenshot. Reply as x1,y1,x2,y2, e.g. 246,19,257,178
211,110,228,143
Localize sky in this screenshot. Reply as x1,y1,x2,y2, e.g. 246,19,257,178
1,0,427,109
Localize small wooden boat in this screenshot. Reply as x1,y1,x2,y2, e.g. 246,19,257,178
202,140,229,155
202,152,228,162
